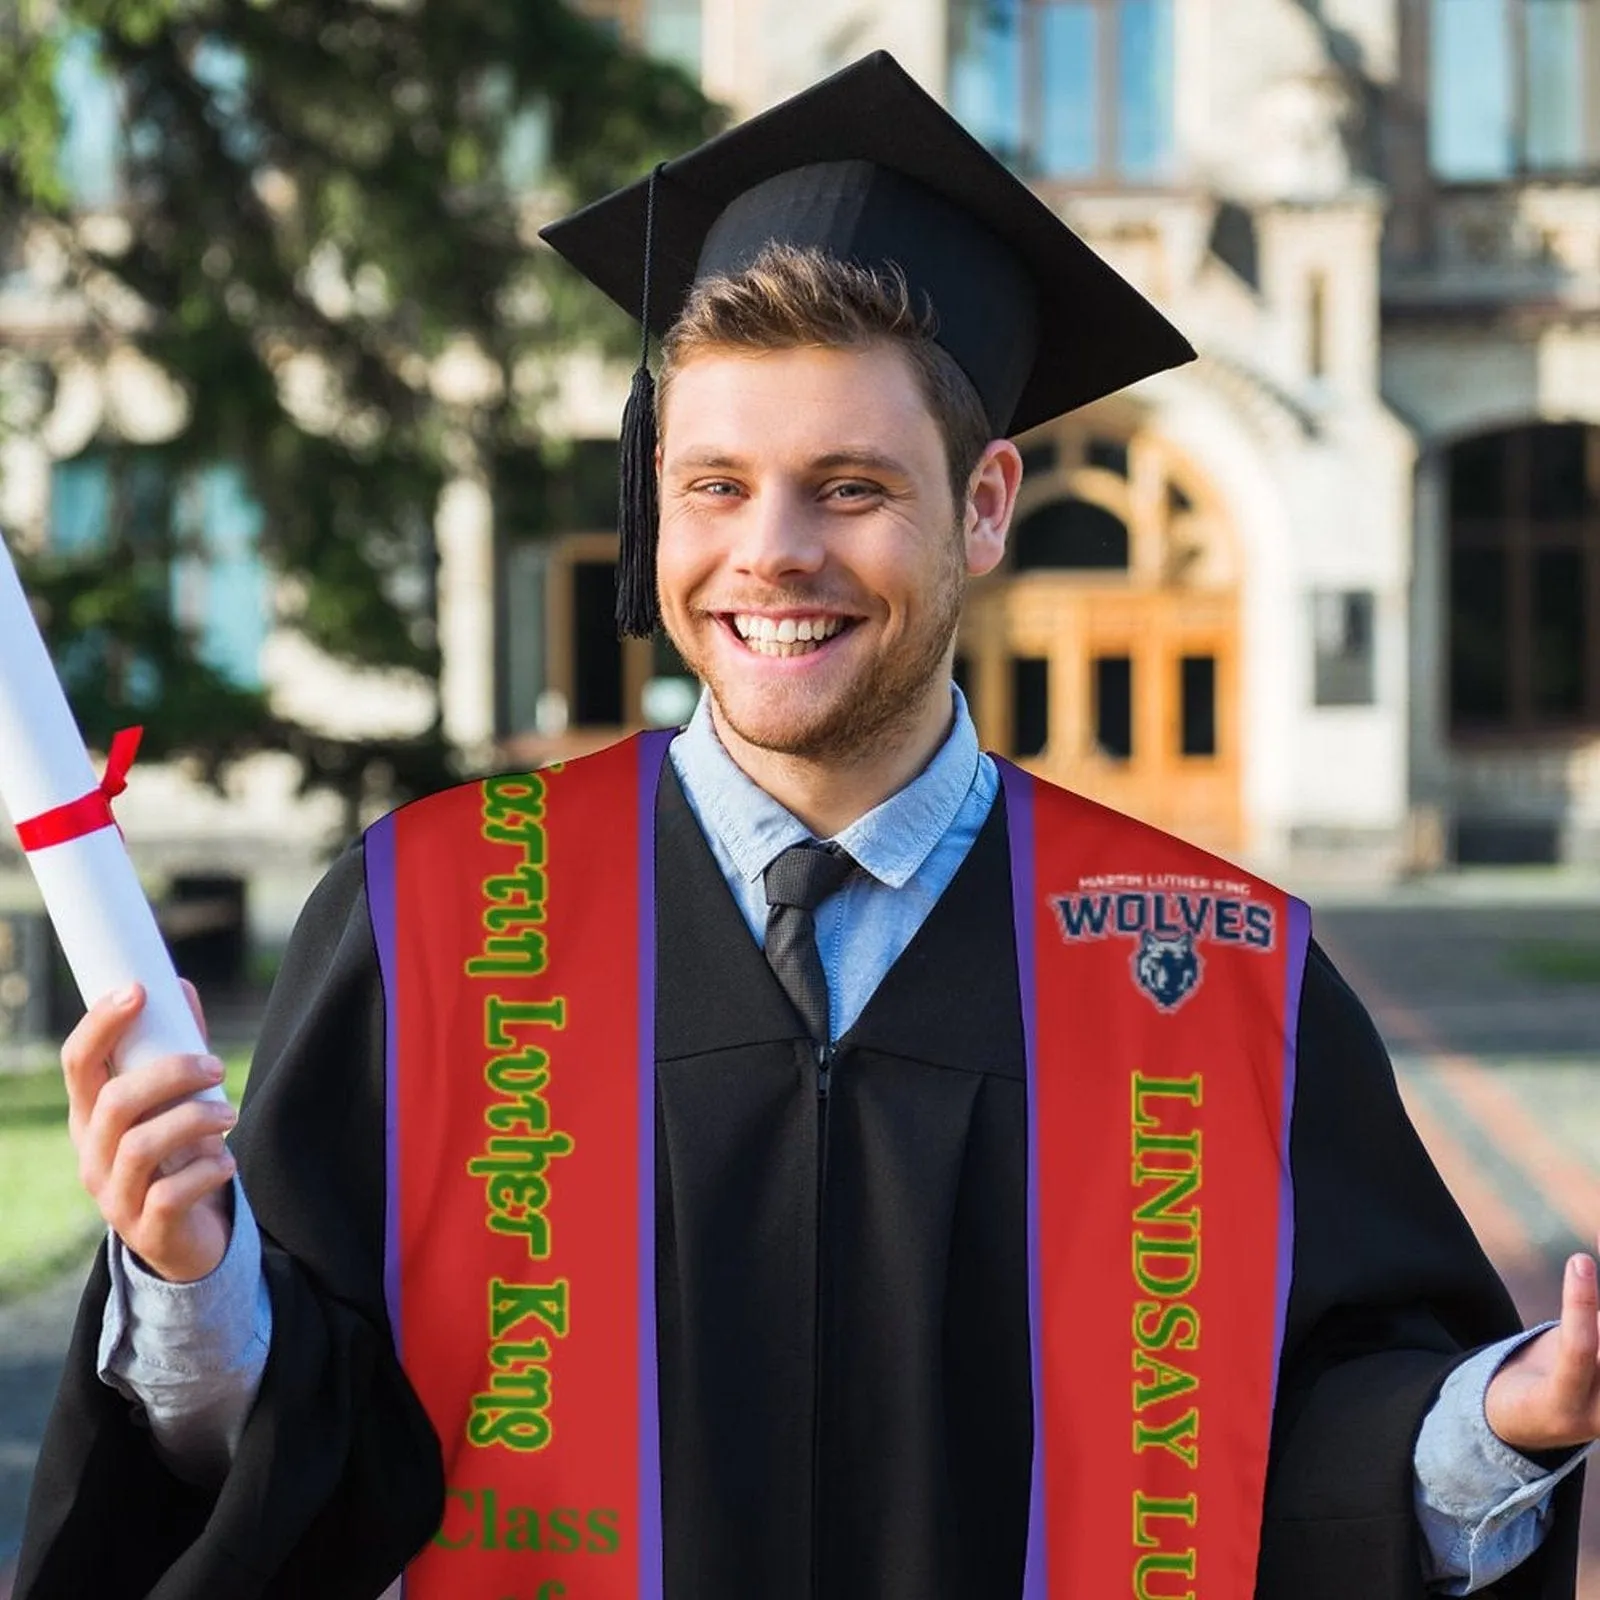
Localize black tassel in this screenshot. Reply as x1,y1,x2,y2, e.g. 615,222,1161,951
615,162,666,639
615,361,660,637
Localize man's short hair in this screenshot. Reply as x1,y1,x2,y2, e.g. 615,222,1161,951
658,243,993,508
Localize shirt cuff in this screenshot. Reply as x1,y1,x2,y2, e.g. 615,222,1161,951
1414,1325,1592,1594
97,1173,272,1487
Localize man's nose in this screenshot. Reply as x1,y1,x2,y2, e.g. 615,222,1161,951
733,491,826,581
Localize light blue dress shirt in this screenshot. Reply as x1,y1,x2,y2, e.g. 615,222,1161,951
668,687,998,1041
102,686,1585,1590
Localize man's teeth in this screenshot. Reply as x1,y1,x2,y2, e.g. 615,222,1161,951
730,614,847,655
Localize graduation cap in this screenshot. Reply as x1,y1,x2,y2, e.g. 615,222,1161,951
540,50,1195,637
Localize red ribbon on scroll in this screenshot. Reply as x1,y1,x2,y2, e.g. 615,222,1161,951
14,726,144,853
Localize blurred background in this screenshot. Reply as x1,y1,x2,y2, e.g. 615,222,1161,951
1,0,1599,1591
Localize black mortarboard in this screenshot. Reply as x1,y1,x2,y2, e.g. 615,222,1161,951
541,50,1195,636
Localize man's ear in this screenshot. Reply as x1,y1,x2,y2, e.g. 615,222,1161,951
964,439,1024,578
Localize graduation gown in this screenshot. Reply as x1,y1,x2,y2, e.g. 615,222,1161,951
14,768,1583,1600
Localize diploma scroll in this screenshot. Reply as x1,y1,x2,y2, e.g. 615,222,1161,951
0,533,225,1102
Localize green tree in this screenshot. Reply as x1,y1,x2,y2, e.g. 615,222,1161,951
0,0,714,821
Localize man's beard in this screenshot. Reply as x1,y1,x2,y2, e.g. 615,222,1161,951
668,545,965,767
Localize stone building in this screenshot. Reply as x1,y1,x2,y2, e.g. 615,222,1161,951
4,0,1599,936
537,0,1600,873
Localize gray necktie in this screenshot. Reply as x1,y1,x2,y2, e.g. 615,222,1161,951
762,842,857,1043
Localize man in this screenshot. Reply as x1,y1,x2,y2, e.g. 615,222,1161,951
13,52,1599,1600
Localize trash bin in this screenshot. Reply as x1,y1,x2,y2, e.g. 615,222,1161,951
0,909,55,1050
161,874,248,993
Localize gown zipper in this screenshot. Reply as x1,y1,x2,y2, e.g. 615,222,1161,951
811,1039,834,1600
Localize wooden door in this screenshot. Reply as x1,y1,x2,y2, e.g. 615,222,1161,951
961,414,1243,854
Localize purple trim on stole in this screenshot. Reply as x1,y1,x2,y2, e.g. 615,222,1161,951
996,762,1048,1600
1272,897,1311,1391
636,730,674,1600
364,814,405,1600
365,814,402,1356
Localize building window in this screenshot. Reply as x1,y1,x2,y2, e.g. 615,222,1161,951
1312,590,1377,706
1011,433,1135,570
171,464,270,689
644,0,701,74
1430,0,1600,179
953,652,973,702
570,557,624,725
1012,499,1131,570
54,31,125,209
950,0,1175,181
1307,272,1329,381
52,31,267,210
51,450,169,555
1011,656,1051,756
50,449,270,691
498,540,550,738
571,0,634,41
1447,423,1600,735
1179,654,1217,754
1004,425,1224,582
501,101,553,190
1093,654,1134,758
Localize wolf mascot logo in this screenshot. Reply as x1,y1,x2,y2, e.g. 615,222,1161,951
1134,931,1202,1011
1051,885,1276,1013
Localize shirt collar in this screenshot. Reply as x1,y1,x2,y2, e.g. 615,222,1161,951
670,685,982,890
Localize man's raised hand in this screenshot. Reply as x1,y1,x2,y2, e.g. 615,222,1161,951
62,982,237,1284
1485,1245,1600,1455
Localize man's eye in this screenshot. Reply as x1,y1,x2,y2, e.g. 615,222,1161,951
692,480,742,497
827,480,882,501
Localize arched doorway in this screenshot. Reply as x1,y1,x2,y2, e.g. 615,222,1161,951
960,409,1243,851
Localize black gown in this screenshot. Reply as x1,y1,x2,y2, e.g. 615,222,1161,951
14,769,1583,1599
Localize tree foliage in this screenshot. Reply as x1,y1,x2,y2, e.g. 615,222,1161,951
0,0,714,815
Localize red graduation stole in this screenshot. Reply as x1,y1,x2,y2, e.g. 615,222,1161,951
367,733,1309,1599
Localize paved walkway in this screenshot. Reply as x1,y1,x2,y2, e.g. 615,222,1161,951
1317,905,1600,1598
0,1265,87,1600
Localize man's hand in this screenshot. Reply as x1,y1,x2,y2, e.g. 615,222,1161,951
1485,1246,1600,1455
62,982,237,1284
